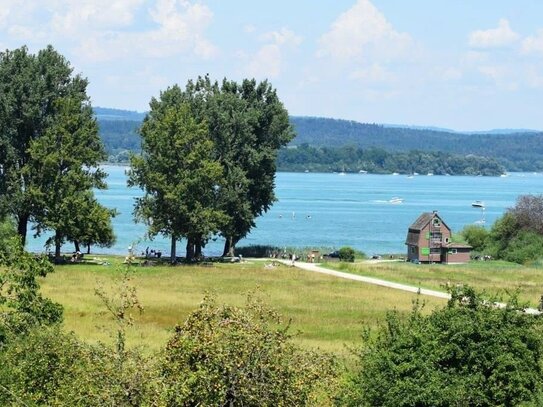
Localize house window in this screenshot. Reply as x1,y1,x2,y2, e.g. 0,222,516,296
432,218,441,227
430,248,441,254
410,246,415,254
448,249,457,254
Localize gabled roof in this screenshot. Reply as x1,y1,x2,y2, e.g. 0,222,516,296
408,212,450,232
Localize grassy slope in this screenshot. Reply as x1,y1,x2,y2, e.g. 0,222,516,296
39,257,445,355
330,260,543,306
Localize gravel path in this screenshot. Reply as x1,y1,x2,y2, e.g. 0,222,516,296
276,260,542,315
278,260,451,300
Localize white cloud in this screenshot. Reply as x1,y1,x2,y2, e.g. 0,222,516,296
317,0,412,60
51,0,143,35
468,19,519,48
72,0,217,61
247,44,282,78
261,28,302,47
246,27,302,79
522,29,543,55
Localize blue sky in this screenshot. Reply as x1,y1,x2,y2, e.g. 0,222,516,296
1,0,543,131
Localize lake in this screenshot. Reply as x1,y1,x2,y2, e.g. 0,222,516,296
26,166,543,257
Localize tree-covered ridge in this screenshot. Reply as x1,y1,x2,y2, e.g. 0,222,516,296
290,117,543,171
97,111,543,172
278,145,505,176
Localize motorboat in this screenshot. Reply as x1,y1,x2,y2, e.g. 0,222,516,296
389,197,404,204
472,200,485,208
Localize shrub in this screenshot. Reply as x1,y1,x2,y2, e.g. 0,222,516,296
235,244,281,258
158,293,337,406
501,230,543,264
0,326,84,406
338,246,355,262
340,286,543,406
460,224,489,251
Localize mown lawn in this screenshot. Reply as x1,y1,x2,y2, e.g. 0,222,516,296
329,259,543,306
39,256,445,355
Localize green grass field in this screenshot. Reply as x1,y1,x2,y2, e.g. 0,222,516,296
39,257,446,355
330,259,543,306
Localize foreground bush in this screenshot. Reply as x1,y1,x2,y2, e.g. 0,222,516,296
158,293,337,406
339,286,543,406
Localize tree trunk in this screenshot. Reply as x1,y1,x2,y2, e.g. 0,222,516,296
223,236,236,257
170,236,177,264
74,240,80,253
17,212,29,247
87,244,91,254
222,236,236,257
186,238,194,262
54,231,62,263
195,240,202,259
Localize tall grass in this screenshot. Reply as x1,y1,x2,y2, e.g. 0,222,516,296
39,257,445,355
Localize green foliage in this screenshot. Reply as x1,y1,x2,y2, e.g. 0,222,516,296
0,45,102,246
0,216,16,252
500,231,543,264
341,287,543,406
235,244,281,258
0,326,84,406
483,196,543,264
339,246,356,262
278,144,505,175
290,116,543,171
460,224,489,251
129,96,225,262
0,238,63,341
158,292,337,406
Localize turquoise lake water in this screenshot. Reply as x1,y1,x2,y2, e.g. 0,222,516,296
26,166,543,257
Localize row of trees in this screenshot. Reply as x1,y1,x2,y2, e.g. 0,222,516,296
0,46,115,260
462,194,543,264
1,46,289,261
278,144,505,175
129,77,293,262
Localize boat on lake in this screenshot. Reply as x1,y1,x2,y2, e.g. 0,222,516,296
472,200,485,208
389,197,404,204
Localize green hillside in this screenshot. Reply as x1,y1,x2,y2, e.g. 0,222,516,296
94,108,541,173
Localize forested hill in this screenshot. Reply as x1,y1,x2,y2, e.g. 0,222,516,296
289,117,543,171
94,108,543,172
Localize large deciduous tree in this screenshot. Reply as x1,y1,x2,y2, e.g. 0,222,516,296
128,88,225,263
184,76,294,256
26,96,109,261
0,45,111,253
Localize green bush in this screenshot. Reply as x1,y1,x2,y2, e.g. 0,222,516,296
338,246,355,262
460,224,489,251
158,293,337,406
235,244,281,258
501,230,543,264
0,326,84,406
340,286,543,406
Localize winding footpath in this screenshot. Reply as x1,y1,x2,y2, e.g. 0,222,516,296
276,260,541,315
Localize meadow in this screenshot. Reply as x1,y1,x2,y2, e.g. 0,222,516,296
39,257,446,356
331,259,543,307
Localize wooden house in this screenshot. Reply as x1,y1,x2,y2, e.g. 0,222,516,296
405,211,471,264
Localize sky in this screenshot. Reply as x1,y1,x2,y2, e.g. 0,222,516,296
1,0,543,131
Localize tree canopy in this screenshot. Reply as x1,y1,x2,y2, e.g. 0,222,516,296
341,287,543,406
0,45,113,257
128,92,225,262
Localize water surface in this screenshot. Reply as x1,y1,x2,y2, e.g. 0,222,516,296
27,167,543,257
